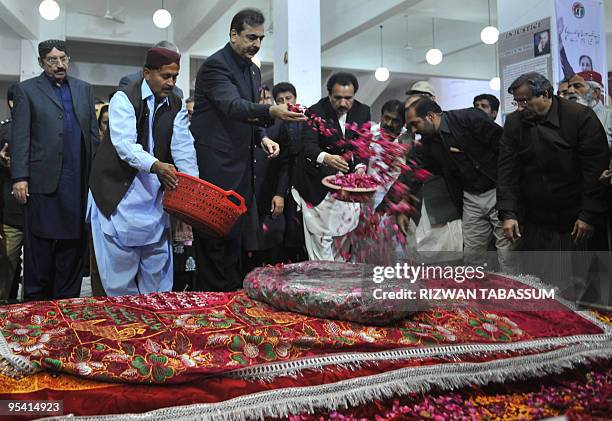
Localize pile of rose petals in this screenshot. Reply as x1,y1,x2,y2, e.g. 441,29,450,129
293,102,433,262
329,173,379,190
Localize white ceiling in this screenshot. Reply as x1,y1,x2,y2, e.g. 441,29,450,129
0,0,611,93
61,0,501,67
59,0,611,76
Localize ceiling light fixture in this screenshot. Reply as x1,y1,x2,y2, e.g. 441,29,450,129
39,0,60,21
480,0,499,44
489,76,500,91
375,25,390,82
153,0,172,29
426,18,443,65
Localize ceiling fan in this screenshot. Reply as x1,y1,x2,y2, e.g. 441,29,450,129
78,0,125,24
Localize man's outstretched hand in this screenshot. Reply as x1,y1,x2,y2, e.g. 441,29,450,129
270,104,307,122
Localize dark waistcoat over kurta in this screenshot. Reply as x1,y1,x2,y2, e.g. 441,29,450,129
90,79,182,218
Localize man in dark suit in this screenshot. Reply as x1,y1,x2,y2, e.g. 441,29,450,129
271,82,308,263
118,41,184,99
243,82,307,272
406,96,516,273
11,39,98,301
498,72,610,300
293,72,371,261
190,8,305,291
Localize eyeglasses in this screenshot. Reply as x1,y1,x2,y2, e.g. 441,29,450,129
44,56,70,65
511,99,529,107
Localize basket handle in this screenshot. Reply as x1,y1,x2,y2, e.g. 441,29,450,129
224,190,247,212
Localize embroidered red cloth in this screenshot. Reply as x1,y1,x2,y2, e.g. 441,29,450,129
0,272,608,385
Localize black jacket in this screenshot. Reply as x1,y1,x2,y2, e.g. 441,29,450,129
191,43,271,204
0,120,23,228
293,97,371,206
10,74,98,194
497,96,610,229
416,107,502,216
252,120,303,214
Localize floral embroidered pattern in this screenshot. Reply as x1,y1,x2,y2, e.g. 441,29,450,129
0,270,606,384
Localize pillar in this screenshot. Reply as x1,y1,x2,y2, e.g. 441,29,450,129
20,4,67,82
177,52,191,100
273,0,321,107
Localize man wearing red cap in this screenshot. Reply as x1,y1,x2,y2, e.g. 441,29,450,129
88,47,198,296
568,71,612,147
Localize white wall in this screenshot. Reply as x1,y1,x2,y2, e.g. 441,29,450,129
0,80,18,121
429,77,502,124
608,33,612,70
0,24,21,78
69,62,139,86
65,40,149,88
369,76,417,116
0,0,39,40
188,0,273,62
368,76,502,125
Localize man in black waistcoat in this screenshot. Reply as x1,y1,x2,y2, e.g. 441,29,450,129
11,40,98,301
190,8,305,291
89,48,198,297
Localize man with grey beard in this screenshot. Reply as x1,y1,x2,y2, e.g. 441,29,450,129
568,71,612,212
567,71,612,147
567,71,612,304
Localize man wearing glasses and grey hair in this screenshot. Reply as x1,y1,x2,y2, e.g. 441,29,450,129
498,72,609,300
10,39,98,301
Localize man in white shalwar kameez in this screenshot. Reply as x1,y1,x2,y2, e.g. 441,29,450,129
88,48,198,296
292,72,371,261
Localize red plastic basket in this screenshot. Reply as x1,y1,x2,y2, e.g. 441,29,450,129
163,172,247,237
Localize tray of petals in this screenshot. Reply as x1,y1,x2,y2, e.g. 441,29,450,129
322,173,379,203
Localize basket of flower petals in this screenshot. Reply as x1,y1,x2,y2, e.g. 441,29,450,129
163,172,247,237
322,173,380,203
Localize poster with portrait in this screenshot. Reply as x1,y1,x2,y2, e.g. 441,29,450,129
499,18,553,114
555,0,607,100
